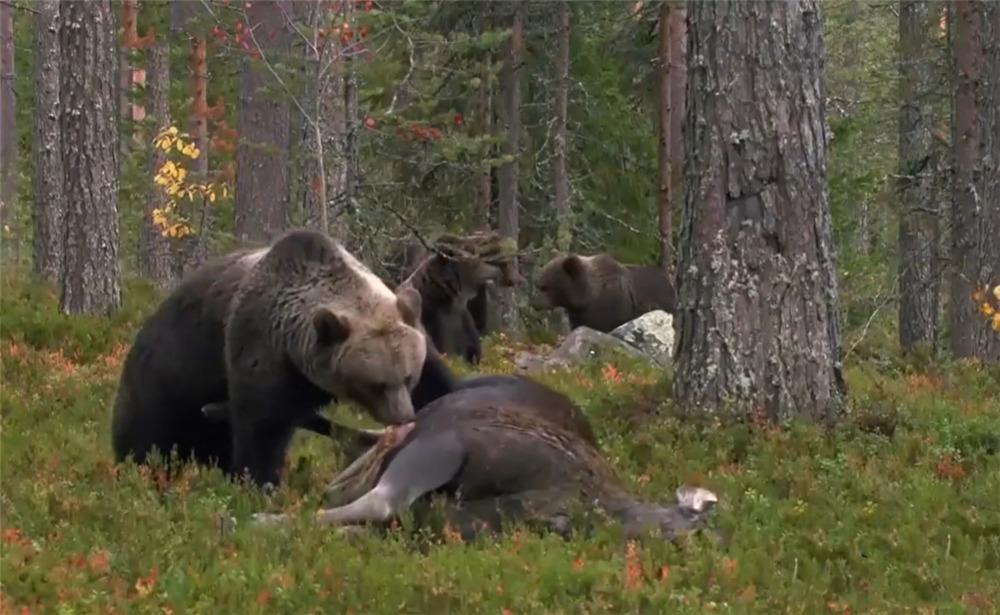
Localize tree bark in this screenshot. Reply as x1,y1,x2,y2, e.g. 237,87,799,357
477,48,493,227
235,0,292,245
495,6,523,333
553,0,571,252
59,0,122,315
897,0,941,354
949,0,997,360
0,0,16,235
668,2,686,251
656,0,673,275
674,0,846,423
143,27,175,287
973,1,1000,359
32,0,64,284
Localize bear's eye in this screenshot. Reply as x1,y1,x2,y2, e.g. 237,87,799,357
403,374,415,388
538,284,548,292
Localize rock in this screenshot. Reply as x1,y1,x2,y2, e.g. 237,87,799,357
551,326,650,363
610,310,675,367
512,326,652,374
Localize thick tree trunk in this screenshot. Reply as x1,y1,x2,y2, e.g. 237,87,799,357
495,7,523,334
553,0,571,252
949,0,997,360
0,0,16,237
144,30,175,287
59,0,122,315
674,0,846,423
32,0,64,284
235,0,292,245
897,0,941,354
974,1,1000,359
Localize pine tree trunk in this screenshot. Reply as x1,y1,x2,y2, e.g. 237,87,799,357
949,0,997,360
553,0,571,253
656,0,673,275
897,0,941,355
674,0,847,423
975,1,1000,359
0,0,16,241
234,0,292,246
32,0,64,284
143,29,175,287
668,1,686,254
59,0,122,315
495,6,523,334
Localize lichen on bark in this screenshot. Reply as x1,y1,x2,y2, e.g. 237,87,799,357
673,0,847,424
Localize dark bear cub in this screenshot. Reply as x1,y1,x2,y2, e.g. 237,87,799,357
530,253,677,333
384,232,521,338
111,229,459,488
399,245,500,365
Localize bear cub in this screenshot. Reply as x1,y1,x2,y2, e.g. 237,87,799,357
398,244,500,365
530,253,677,333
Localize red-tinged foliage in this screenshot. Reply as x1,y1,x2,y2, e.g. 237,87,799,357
935,455,966,482
364,117,376,129
454,113,464,125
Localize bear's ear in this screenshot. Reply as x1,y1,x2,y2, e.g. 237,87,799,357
313,309,352,347
395,286,423,327
561,255,586,280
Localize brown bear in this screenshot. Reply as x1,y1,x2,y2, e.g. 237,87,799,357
530,253,677,333
384,232,521,337
111,229,459,488
397,244,501,365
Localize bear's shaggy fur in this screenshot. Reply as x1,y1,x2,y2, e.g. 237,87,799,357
110,229,458,486
223,230,431,486
398,245,501,364
530,253,677,333
384,232,521,337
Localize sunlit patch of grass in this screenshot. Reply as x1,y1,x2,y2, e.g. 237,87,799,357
2,271,999,613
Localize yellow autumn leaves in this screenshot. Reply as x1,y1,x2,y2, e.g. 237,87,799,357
973,284,1000,332
151,125,230,239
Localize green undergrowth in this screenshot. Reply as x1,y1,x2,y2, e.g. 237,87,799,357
2,270,999,614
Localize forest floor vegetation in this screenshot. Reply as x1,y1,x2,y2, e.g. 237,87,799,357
1,270,999,614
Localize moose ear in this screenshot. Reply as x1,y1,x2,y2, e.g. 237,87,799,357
312,309,351,347
562,255,585,280
675,485,719,514
395,285,423,327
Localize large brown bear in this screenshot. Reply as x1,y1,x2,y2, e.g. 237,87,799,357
398,245,500,365
530,253,677,333
111,229,458,488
